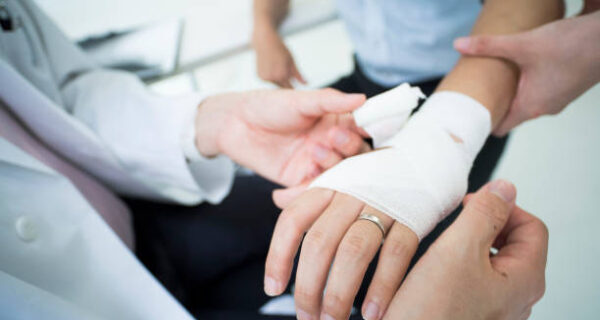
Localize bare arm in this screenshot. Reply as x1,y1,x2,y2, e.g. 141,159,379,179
253,0,290,31
252,0,305,87
437,0,564,129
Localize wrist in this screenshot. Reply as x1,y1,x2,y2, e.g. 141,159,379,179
194,95,227,158
252,19,280,45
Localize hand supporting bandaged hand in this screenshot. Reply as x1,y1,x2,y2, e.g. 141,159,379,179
264,89,491,320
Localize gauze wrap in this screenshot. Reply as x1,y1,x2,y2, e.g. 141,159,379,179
353,83,425,148
310,91,491,240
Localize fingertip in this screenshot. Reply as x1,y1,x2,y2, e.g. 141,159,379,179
487,179,516,204
264,275,284,297
454,37,472,53
272,189,287,209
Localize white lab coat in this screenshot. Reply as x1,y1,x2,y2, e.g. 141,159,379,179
0,0,235,318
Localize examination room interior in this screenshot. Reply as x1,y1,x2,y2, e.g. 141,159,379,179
14,0,600,318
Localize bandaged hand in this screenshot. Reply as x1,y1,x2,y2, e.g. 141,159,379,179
264,90,491,320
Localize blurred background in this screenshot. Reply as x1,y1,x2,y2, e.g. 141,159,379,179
35,0,599,318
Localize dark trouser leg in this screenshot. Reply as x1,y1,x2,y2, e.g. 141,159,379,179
127,175,282,318
325,62,509,307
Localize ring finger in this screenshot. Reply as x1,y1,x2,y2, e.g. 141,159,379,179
321,207,395,320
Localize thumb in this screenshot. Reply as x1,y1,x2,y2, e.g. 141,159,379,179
454,35,524,63
272,183,310,209
449,180,517,249
292,89,366,117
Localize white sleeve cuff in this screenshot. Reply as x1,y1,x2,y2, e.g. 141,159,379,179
180,95,206,162
177,93,235,204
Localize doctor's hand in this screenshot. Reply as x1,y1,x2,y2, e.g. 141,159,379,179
454,10,600,136
265,185,419,320
253,21,306,88
384,180,548,320
194,89,367,187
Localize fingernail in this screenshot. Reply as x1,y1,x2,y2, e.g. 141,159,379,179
320,312,335,320
363,301,380,320
297,308,314,320
454,37,470,51
264,276,282,296
488,180,516,203
334,130,349,147
312,144,329,161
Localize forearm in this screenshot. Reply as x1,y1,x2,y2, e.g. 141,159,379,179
437,0,564,129
253,0,290,38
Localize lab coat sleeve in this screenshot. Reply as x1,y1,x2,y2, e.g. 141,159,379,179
61,71,235,204
23,0,235,204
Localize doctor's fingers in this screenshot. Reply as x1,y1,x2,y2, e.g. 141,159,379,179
328,127,371,158
320,207,395,320
294,193,366,319
265,188,335,296
360,222,418,320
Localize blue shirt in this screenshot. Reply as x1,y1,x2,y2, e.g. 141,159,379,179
336,0,481,86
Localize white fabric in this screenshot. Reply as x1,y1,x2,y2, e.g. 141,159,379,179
0,139,194,320
311,91,491,239
0,0,234,318
353,83,424,147
0,0,235,205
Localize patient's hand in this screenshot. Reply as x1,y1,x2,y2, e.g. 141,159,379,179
264,185,418,320
194,89,367,188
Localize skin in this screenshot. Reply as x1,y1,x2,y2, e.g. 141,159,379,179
194,89,368,188
252,0,305,88
260,0,564,319
454,9,600,136
384,180,549,320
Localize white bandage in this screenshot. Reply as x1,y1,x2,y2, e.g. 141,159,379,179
353,83,425,148
311,91,491,240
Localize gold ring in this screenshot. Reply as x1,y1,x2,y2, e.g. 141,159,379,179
357,213,386,238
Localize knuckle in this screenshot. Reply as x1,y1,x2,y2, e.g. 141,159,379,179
381,238,412,260
533,217,549,240
472,37,490,52
371,277,398,297
532,277,547,303
303,229,329,253
339,233,371,258
295,287,318,305
323,293,351,317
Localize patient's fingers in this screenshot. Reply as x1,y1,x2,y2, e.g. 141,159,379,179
361,222,418,320
328,127,370,157
264,188,334,296
321,207,394,320
294,193,365,319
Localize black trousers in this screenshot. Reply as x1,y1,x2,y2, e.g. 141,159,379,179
129,63,508,319
128,176,286,319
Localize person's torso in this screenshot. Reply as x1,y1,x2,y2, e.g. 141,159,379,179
336,0,481,86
